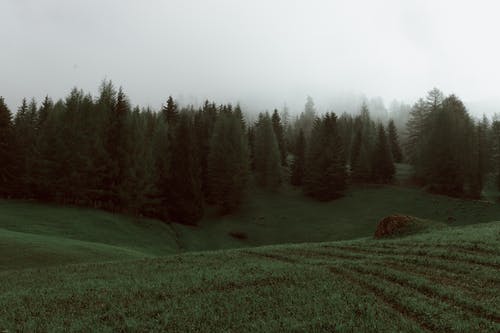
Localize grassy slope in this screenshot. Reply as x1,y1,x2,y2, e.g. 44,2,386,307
1,222,498,332
0,200,180,270
176,183,500,251
2,184,500,270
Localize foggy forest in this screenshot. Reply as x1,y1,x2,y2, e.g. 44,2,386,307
1,1,499,332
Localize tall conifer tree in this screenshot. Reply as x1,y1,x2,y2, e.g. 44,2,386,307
253,113,281,189
208,112,249,212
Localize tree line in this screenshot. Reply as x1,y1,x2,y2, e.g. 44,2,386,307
0,83,496,224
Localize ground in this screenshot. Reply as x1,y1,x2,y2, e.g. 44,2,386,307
0,222,498,332
2,182,500,269
1,164,499,331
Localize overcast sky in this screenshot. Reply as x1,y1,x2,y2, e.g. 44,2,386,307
1,0,499,115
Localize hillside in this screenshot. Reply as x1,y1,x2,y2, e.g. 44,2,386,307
2,176,500,270
1,221,499,332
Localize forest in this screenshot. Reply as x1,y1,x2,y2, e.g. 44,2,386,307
0,83,497,224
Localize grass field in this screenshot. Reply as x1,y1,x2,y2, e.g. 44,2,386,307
2,168,500,270
1,221,498,332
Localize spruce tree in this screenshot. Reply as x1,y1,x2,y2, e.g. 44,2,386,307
167,112,204,224
38,96,53,127
350,129,371,182
349,105,376,183
13,98,38,196
194,102,218,199
253,112,281,189
405,98,431,177
151,113,171,220
208,112,249,212
121,109,156,213
162,96,178,126
492,120,500,190
419,94,473,196
0,97,15,195
271,109,287,165
304,113,346,200
387,119,403,163
338,112,354,161
371,124,395,183
104,87,131,209
296,96,316,137
290,129,306,186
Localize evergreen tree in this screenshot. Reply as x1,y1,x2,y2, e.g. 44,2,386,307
162,96,178,126
338,112,354,161
121,109,156,213
296,96,316,137
167,112,204,224
253,112,281,189
13,98,38,196
349,105,375,183
387,119,403,162
304,113,346,200
350,129,371,182
404,98,430,169
271,109,287,165
208,112,249,212
492,119,500,189
151,113,171,220
419,94,475,196
290,129,306,186
371,124,395,183
247,125,256,171
103,87,131,209
0,97,15,195
38,96,53,127
194,101,218,199
234,104,246,130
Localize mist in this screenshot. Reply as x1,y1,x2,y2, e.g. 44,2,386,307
1,0,500,116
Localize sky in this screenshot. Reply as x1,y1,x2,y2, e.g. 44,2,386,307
1,0,500,115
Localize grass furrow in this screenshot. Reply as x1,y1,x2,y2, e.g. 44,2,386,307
348,263,500,324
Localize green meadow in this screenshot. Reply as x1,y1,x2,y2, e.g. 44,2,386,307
1,221,498,332
1,165,499,331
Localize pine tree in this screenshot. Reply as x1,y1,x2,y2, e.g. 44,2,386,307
371,124,395,183
194,102,218,199
420,94,473,196
338,112,354,161
247,125,256,171
38,96,53,127
404,99,429,169
350,129,371,182
167,112,204,224
13,98,38,196
387,119,403,162
253,112,281,189
0,97,15,195
304,113,346,200
234,104,246,130
349,105,375,183
151,113,171,220
271,109,287,166
290,129,306,186
121,109,156,213
162,96,178,126
208,112,249,212
104,87,131,209
492,120,500,190
296,96,316,137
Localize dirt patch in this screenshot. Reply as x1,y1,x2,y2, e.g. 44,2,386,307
229,231,248,240
374,214,415,239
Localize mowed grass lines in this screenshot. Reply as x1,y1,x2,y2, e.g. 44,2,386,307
1,222,499,332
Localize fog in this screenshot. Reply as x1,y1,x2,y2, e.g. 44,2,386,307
1,0,500,116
